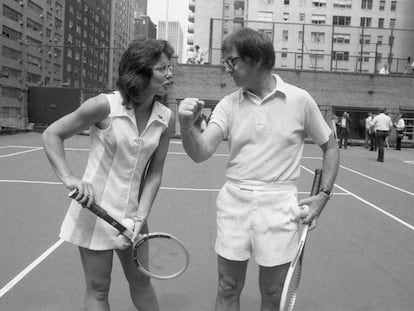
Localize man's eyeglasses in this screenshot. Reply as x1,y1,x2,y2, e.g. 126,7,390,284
153,65,175,74
222,56,241,71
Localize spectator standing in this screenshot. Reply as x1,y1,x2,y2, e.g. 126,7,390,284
338,112,351,149
364,112,373,149
394,114,405,150
379,64,389,74
371,108,393,162
195,45,204,64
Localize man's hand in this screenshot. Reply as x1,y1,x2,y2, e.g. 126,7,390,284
178,98,204,130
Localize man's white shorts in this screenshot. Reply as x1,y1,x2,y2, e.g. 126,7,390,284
215,179,302,267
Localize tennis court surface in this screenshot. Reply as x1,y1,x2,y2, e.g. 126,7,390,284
1,132,413,311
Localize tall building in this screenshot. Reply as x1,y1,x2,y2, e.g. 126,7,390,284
63,0,111,90
0,0,136,129
1,0,66,128
191,0,414,73
135,0,147,16
134,15,157,40
108,0,136,89
157,20,183,62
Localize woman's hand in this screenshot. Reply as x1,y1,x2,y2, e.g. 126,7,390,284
65,177,96,208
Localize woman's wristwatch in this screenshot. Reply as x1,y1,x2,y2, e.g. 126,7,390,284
319,188,333,199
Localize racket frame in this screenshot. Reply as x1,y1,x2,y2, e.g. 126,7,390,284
279,169,323,311
132,232,191,280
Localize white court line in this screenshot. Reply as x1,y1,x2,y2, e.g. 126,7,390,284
0,239,65,298
339,165,414,197
403,160,414,165
301,165,414,231
0,148,42,159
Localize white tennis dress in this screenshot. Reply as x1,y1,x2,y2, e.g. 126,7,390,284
60,91,171,250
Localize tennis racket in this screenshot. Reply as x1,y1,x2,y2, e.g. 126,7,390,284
68,189,190,280
279,168,323,311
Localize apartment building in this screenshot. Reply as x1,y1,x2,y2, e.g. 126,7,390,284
157,20,184,62
63,0,111,90
0,0,136,129
190,0,414,73
1,0,65,128
108,0,136,89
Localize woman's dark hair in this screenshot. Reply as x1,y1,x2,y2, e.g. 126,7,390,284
116,39,174,108
221,28,275,70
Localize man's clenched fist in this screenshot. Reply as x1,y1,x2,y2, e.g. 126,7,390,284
178,98,204,130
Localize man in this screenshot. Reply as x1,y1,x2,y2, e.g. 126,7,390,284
338,111,351,149
394,113,405,150
371,108,393,162
178,28,339,311
364,112,373,149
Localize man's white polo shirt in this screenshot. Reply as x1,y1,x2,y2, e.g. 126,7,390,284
209,74,331,182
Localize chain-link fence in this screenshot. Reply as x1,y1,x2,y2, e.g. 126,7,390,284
206,18,414,74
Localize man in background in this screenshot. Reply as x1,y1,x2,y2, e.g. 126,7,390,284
338,112,351,149
371,108,393,162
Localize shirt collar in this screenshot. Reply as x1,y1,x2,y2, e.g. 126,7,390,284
238,74,287,103
110,92,169,127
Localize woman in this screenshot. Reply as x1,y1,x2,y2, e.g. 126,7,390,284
42,39,175,311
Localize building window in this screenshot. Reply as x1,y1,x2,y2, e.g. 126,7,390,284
379,0,385,10
333,16,351,26
390,1,397,11
298,31,303,43
284,0,289,4
332,51,349,61
390,19,396,29
312,14,326,24
333,33,350,44
360,17,371,27
333,0,352,8
299,13,305,23
258,11,273,22
282,30,289,41
358,52,370,63
378,18,384,29
361,0,373,9
283,12,289,22
259,29,273,40
359,34,371,44
2,25,22,42
310,50,324,68
3,4,23,22
312,0,326,8
311,32,325,43
281,48,288,58
377,36,383,45
2,46,22,61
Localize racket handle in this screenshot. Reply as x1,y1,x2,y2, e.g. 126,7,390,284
310,169,323,196
68,189,132,240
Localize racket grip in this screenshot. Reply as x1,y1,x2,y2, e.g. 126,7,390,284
68,188,129,235
310,169,323,196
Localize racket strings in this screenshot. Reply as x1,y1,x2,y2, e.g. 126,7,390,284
134,237,188,278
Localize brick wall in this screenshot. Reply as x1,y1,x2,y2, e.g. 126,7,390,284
167,64,414,142
169,64,414,113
